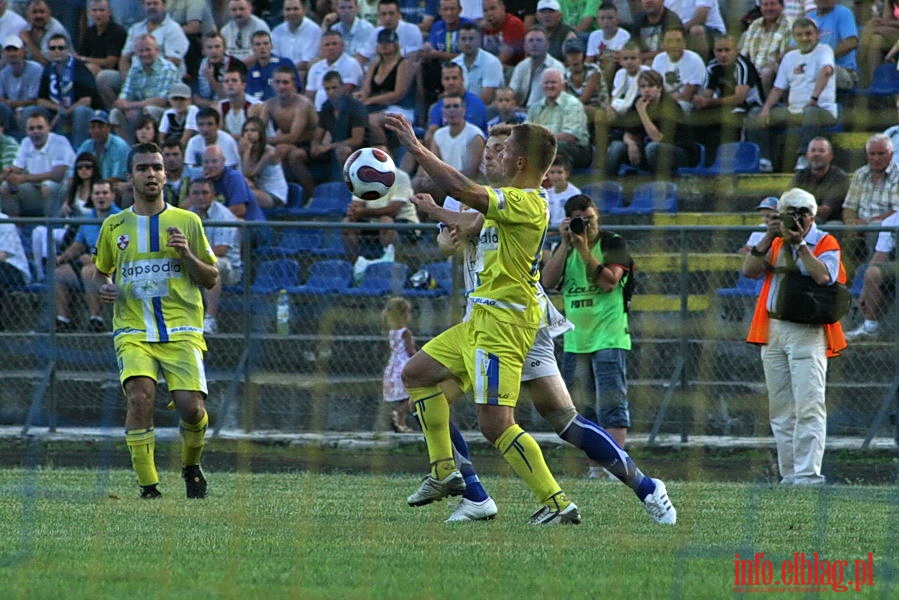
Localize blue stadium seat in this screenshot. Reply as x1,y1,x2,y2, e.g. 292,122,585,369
292,182,352,218
676,142,760,176
580,181,623,213
255,228,324,258
250,258,301,294
403,261,452,297
290,259,354,295
343,262,410,297
266,182,306,220
609,181,678,215
715,274,763,298
864,63,899,97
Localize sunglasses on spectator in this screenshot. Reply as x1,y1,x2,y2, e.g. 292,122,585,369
76,164,94,169
49,45,67,50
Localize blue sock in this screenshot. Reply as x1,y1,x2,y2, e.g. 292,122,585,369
449,421,489,502
560,414,656,501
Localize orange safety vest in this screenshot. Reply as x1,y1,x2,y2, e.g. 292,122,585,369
746,235,848,358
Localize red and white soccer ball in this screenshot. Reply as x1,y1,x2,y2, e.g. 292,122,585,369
343,147,397,201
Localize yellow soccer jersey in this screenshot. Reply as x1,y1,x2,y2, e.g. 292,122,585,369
467,186,548,326
94,204,217,344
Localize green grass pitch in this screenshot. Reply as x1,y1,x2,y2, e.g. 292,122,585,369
0,468,896,599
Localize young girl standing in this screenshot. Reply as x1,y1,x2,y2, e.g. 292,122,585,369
381,296,416,433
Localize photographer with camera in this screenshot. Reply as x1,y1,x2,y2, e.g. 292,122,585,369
543,194,634,474
743,188,848,486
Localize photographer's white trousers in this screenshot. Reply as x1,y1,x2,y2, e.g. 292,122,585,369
760,319,828,485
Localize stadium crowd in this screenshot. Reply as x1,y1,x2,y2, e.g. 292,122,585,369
0,0,898,333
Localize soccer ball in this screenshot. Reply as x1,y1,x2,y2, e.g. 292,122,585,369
343,147,397,201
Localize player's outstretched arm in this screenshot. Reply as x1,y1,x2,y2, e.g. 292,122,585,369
384,113,490,214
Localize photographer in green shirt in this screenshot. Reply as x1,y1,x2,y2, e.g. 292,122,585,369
542,193,634,461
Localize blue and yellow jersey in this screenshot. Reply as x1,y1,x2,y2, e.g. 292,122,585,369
93,204,216,346
467,186,548,326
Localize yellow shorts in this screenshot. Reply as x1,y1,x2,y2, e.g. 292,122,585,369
423,309,537,407
115,337,208,395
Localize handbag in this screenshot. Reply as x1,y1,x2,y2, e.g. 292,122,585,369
772,239,851,325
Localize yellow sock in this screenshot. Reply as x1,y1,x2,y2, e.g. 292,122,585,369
126,427,159,486
408,386,455,479
494,424,568,508
180,411,208,467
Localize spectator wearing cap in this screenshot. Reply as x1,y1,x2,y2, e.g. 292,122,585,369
630,0,684,63
20,0,71,65
450,22,504,105
536,0,578,61
790,137,849,224
508,27,565,107
76,0,127,107
158,82,199,145
305,30,364,112
663,0,726,58
75,109,130,182
0,0,27,56
220,0,271,65
481,0,526,67
355,27,416,146
35,34,98,148
743,188,847,486
272,0,322,83
110,34,179,143
740,196,780,255
357,0,423,66
528,67,592,169
0,110,75,216
245,30,298,102
0,35,42,138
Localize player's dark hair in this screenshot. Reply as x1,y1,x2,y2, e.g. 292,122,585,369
127,142,163,172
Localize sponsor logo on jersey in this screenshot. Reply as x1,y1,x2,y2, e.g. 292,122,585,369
119,258,183,282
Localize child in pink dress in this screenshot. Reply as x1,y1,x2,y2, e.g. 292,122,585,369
381,297,417,432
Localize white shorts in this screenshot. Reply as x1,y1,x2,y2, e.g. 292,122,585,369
521,327,561,382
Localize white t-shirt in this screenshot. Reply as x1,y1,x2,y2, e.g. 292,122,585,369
360,21,423,60
272,17,323,65
184,131,241,170
451,49,505,99
774,43,838,118
433,122,485,171
610,65,651,114
0,214,30,282
651,50,708,97
664,0,725,33
306,53,364,111
585,28,631,61
547,183,582,227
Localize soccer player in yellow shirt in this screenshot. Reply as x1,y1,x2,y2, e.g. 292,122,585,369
93,142,219,499
385,114,580,524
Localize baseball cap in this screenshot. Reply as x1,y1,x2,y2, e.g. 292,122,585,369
755,196,778,211
167,83,192,100
778,188,818,216
537,0,562,11
377,28,399,44
564,38,585,54
89,110,109,124
2,36,23,50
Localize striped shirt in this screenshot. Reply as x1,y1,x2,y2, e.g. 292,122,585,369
738,15,793,73
842,164,899,221
119,56,180,102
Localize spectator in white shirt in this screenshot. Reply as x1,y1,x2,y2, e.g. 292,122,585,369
184,107,241,169
450,22,504,105
305,30,364,111
271,0,321,86
357,0,423,65
650,26,707,112
0,111,74,216
321,0,376,63
220,0,271,65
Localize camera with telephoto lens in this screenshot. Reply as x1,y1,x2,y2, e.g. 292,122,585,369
779,211,800,234
569,216,586,235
